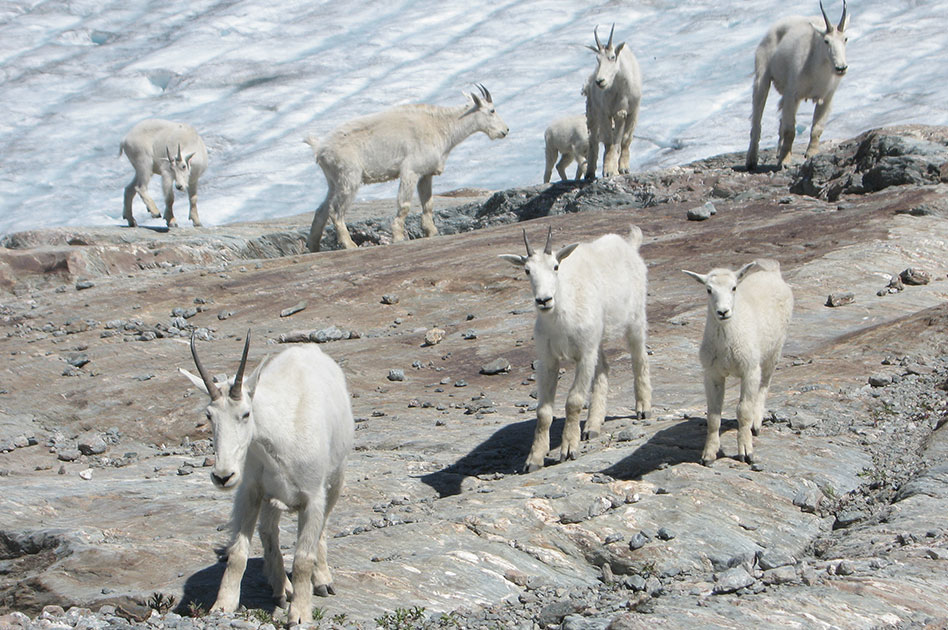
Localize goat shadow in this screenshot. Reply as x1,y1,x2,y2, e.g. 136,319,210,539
177,557,279,615
121,224,170,233
601,415,739,480
420,415,566,497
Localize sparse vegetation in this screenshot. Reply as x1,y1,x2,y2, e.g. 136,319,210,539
375,606,427,629
186,601,207,618
147,592,176,613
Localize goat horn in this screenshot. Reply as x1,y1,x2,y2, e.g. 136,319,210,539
544,225,553,255
607,23,615,48
190,333,222,401
176,144,183,160
478,83,493,103
593,25,602,50
229,330,251,401
522,228,534,257
838,0,847,30
819,1,833,31
166,147,174,161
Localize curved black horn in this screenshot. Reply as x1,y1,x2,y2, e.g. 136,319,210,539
543,225,553,255
838,0,847,30
477,83,493,103
522,228,534,257
229,330,251,401
190,333,221,401
607,23,615,48
593,25,602,49
819,1,833,31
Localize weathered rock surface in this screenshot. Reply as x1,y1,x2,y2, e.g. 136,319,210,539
1,126,947,629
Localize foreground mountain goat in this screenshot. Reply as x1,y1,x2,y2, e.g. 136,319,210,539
682,260,793,466
500,226,651,472
543,115,589,182
583,25,642,179
746,1,850,171
180,333,354,624
304,85,509,252
119,119,208,228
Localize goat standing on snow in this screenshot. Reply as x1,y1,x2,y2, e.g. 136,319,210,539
543,114,589,183
304,85,509,252
180,333,354,624
119,119,208,228
583,25,642,179
682,260,793,466
500,226,651,473
746,1,850,171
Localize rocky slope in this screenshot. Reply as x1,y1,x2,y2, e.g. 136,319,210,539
1,126,947,629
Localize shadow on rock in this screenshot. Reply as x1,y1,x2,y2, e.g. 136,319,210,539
421,416,566,497
602,415,732,480
178,557,279,615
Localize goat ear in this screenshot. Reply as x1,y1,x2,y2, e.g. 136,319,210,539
586,44,600,53
615,42,625,55
243,355,270,397
682,270,707,285
736,261,758,282
555,243,579,262
179,367,209,395
498,254,526,267
470,92,484,108
165,147,174,162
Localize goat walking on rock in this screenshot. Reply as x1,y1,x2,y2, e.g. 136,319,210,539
180,333,354,625
683,260,793,466
304,85,508,252
120,119,207,228
501,226,651,472
747,1,850,170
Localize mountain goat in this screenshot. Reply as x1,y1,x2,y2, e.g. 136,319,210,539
543,115,589,182
304,85,509,252
682,260,793,466
746,1,850,171
583,25,642,179
119,119,208,228
180,333,354,624
500,226,651,473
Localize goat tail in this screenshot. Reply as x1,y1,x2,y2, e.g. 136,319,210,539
626,224,643,249
302,134,320,153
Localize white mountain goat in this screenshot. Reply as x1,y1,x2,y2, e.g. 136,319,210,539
304,84,509,252
180,333,354,624
746,1,850,171
119,119,208,228
583,25,642,179
682,260,793,466
543,114,589,182
500,226,651,472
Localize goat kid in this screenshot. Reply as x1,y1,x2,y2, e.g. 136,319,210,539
119,119,208,227
180,333,354,624
543,115,589,182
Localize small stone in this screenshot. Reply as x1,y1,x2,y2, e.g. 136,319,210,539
833,510,867,529
625,574,647,592
826,292,855,307
77,434,107,456
424,327,445,346
66,353,90,368
462,330,477,340
656,527,676,541
75,279,95,290
628,531,650,551
559,512,586,524
788,410,820,429
615,428,645,442
380,294,399,305
587,496,613,518
868,374,893,388
217,310,234,321
78,469,93,480
280,301,307,317
713,566,755,594
604,533,624,545
57,448,81,462
757,549,795,570
454,379,467,388
793,486,822,513
900,267,931,286
762,565,798,585
835,560,855,576
480,358,510,375
687,201,716,221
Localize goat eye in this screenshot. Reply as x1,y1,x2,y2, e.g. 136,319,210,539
553,265,559,271
241,411,250,420
706,288,712,294
525,269,530,275
731,287,737,292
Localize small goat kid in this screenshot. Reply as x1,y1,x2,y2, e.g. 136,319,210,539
180,333,354,624
119,119,208,227
682,261,793,466
747,1,850,171
583,25,642,179
500,226,651,472
304,85,509,252
543,115,589,183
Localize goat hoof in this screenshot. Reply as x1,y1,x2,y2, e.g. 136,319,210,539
523,462,542,474
637,410,650,420
582,429,599,441
751,426,760,437
314,584,334,597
